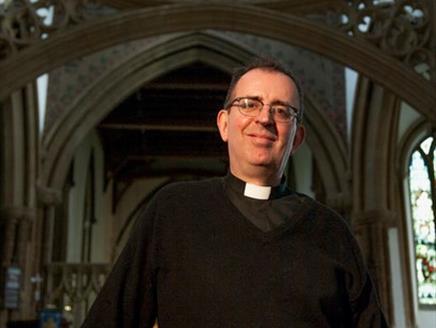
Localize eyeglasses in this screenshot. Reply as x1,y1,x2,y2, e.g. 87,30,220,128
228,97,299,123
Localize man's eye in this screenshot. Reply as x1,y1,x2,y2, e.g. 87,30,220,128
242,99,258,109
274,106,290,117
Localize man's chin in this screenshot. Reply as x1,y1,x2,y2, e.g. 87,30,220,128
248,153,274,166
249,160,276,170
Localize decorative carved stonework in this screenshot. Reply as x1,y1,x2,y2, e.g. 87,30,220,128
0,206,37,222
45,262,110,305
45,262,110,324
325,0,435,81
36,183,62,206
0,0,434,83
352,209,398,227
0,0,93,59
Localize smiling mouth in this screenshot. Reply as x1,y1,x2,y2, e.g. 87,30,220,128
247,134,276,145
248,133,276,141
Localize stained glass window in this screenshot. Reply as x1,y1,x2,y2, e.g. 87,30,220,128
408,135,436,305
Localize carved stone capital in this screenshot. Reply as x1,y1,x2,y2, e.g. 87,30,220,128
351,209,397,228
0,206,37,222
36,183,62,206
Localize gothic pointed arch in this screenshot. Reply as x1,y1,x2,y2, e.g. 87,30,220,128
41,32,251,190
0,4,434,121
40,32,349,208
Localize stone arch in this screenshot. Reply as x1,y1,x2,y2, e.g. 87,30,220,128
41,32,348,204
41,32,252,189
0,4,434,121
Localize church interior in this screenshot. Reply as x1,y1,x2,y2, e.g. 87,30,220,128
0,0,435,327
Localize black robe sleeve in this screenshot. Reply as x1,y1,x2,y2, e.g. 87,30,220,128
346,232,389,327
81,198,159,328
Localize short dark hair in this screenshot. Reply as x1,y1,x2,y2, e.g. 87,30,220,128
224,57,304,123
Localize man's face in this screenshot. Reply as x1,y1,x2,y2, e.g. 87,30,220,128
217,68,305,185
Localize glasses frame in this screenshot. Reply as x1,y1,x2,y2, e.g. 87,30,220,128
227,96,300,123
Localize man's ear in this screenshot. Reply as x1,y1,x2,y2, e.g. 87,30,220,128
291,124,305,154
217,109,229,142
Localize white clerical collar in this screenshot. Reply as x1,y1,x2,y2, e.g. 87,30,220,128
243,183,272,200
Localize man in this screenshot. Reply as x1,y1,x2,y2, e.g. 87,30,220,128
82,58,388,327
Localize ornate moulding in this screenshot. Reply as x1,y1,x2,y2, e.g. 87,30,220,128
324,0,434,82
1,0,433,81
0,1,434,122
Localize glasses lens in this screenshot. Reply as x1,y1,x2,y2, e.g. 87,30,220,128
233,97,297,123
272,105,293,122
238,98,261,115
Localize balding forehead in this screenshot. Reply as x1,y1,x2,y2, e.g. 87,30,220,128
233,68,299,101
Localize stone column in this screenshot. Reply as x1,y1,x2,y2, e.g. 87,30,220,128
0,84,41,324
351,78,401,323
352,210,396,315
36,184,62,267
0,207,38,322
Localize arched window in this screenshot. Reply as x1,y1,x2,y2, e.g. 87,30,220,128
408,134,436,305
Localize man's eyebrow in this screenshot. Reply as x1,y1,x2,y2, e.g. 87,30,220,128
241,95,262,101
243,95,284,102
270,99,292,106
241,95,294,106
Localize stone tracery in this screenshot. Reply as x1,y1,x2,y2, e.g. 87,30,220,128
0,0,434,82
331,0,435,81
0,0,91,58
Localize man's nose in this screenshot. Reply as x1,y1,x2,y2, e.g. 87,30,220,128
256,105,274,124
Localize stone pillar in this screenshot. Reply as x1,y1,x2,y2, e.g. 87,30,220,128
0,207,38,323
36,184,62,267
352,210,396,316
0,211,19,327
351,78,401,324
0,84,41,324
